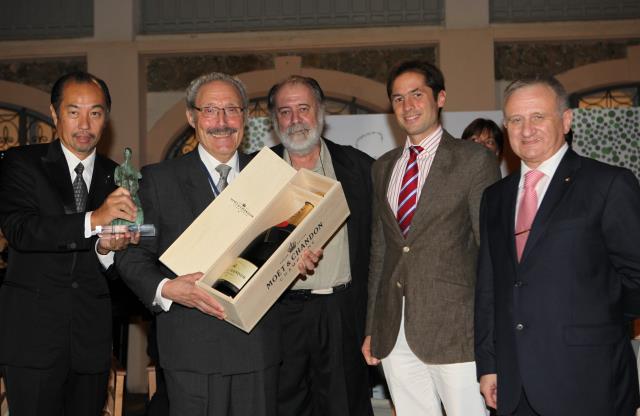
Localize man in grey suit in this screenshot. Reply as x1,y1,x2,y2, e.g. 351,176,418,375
116,72,319,416
362,60,500,415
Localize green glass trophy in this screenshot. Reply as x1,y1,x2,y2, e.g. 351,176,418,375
95,148,155,236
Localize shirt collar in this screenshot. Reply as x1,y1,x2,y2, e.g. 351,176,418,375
403,125,443,156
59,141,96,181
197,144,239,177
520,143,569,181
282,139,327,174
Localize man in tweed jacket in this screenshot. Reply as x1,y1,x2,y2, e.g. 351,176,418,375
362,60,500,415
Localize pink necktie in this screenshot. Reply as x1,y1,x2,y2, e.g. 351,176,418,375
397,146,423,237
515,169,545,261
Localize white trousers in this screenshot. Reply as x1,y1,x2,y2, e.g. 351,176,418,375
381,302,488,416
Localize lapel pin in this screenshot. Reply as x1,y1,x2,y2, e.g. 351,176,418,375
564,176,571,182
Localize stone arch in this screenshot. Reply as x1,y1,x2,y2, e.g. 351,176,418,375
0,80,56,150
556,44,640,95
0,80,52,118
145,60,388,163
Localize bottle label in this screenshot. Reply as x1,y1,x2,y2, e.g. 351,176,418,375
219,257,259,290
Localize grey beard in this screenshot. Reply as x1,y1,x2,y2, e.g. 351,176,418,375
276,115,324,156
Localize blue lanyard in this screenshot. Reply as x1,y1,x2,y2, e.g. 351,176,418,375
199,158,222,197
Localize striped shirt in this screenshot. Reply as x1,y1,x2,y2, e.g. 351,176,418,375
386,126,443,214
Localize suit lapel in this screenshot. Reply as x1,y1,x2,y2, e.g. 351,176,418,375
181,149,248,218
405,133,454,242
502,173,520,268
87,155,114,211
41,140,76,214
378,147,404,237
519,150,581,263
182,150,215,218
238,152,250,171
325,140,359,203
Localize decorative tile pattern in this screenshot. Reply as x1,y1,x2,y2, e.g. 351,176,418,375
302,47,436,84
495,40,640,80
0,58,87,92
573,108,640,177
147,54,274,92
147,47,436,91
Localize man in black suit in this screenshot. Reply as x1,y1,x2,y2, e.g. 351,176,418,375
266,75,374,416
116,72,319,416
475,75,640,415
0,71,139,415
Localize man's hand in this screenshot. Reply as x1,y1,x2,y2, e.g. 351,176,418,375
91,187,137,229
161,272,226,319
297,248,323,275
362,335,380,366
97,231,140,254
479,373,498,409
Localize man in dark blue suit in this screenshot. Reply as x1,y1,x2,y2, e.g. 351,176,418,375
475,75,640,416
0,71,138,415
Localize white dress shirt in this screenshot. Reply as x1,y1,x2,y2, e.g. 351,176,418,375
386,125,443,213
59,143,113,268
514,143,569,223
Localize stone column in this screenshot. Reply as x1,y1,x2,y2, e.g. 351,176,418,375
89,0,145,166
90,0,150,395
440,0,496,111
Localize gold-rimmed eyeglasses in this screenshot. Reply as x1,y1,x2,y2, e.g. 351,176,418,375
192,105,244,118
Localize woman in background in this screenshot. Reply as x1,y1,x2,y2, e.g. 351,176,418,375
461,118,504,157
461,118,509,176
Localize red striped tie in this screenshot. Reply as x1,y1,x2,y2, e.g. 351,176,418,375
397,145,423,237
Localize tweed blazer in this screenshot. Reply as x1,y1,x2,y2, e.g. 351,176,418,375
366,131,500,364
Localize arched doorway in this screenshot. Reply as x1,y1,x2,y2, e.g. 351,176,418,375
0,102,55,154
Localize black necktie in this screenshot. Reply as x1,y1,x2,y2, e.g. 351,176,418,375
73,163,88,213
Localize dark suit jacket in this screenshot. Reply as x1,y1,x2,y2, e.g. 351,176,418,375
366,131,500,364
0,140,117,372
475,149,640,415
271,138,374,342
116,149,280,375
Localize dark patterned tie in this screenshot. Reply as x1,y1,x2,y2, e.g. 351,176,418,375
73,162,88,213
215,164,232,193
397,145,423,237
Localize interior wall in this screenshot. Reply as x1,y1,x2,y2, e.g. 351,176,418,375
0,0,638,164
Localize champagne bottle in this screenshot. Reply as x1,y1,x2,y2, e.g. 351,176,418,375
212,202,314,298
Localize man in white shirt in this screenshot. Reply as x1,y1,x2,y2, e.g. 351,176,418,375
475,76,640,415
0,71,139,416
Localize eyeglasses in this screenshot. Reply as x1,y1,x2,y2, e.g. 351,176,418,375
504,113,557,129
192,105,244,118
